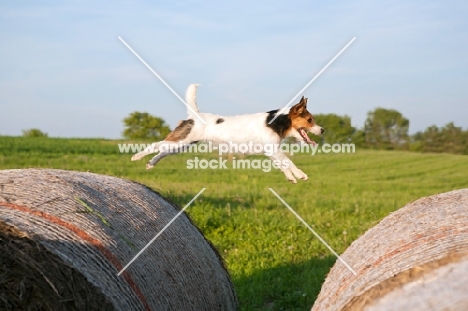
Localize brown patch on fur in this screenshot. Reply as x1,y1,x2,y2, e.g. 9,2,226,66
165,119,194,142
286,96,316,135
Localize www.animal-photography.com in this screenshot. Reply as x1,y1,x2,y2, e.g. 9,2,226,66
1,1,468,310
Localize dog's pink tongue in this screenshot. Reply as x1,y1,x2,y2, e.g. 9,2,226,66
300,129,317,146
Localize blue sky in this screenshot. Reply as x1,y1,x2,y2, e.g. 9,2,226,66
1,0,467,138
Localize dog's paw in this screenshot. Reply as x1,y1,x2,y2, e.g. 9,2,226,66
146,163,154,170
283,170,297,183
292,169,308,181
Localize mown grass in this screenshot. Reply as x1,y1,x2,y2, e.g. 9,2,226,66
1,136,467,310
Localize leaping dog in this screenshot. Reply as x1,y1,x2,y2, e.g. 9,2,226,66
131,84,324,183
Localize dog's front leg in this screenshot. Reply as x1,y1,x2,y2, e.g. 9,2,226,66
269,152,297,183
287,160,308,181
269,152,308,183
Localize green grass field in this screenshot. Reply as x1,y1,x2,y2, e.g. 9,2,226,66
1,136,467,310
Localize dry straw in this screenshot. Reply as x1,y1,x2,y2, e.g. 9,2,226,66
0,169,237,310
312,188,468,311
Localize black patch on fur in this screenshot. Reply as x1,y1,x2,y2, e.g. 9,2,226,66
165,119,194,141
266,110,291,138
216,118,224,124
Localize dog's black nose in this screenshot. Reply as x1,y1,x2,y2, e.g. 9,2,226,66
320,128,325,134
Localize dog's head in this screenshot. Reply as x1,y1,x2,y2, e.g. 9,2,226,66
287,96,324,144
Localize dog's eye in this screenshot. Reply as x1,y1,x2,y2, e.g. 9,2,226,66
307,118,312,123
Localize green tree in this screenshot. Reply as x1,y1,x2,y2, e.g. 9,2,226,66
441,122,466,154
22,128,48,138
422,125,443,153
364,108,409,149
351,129,366,148
123,112,171,140
409,131,424,152
313,114,357,144
411,123,468,154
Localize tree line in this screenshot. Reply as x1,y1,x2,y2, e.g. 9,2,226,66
313,108,468,155
122,110,468,155
22,110,465,156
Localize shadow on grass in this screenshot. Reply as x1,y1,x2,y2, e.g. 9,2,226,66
159,191,337,310
164,192,275,211
233,255,336,311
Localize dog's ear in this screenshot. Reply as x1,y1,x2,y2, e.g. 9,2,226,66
290,96,308,115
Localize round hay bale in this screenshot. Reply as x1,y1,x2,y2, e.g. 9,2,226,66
311,189,468,311
0,169,237,311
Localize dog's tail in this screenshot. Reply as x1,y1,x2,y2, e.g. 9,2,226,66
185,84,201,118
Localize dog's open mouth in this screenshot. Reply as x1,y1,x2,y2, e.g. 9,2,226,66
298,128,317,145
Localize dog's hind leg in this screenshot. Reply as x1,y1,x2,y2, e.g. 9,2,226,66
140,118,196,165
146,142,194,170
132,118,195,162
131,141,164,161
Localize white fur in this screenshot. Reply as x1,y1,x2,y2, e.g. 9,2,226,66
132,84,323,183
310,125,323,136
